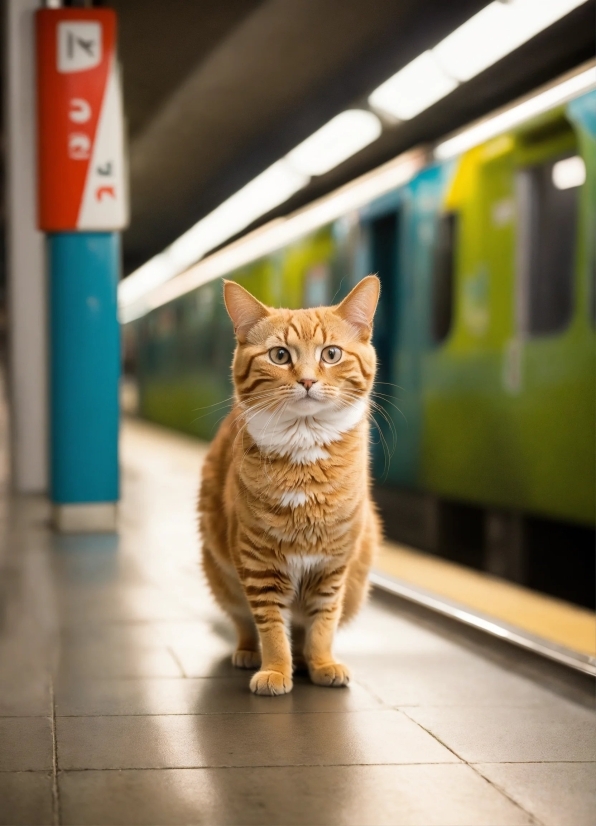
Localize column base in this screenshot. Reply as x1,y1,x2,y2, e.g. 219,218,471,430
52,503,118,533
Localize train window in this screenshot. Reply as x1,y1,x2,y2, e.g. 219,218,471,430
370,211,399,386
432,212,457,343
519,155,581,336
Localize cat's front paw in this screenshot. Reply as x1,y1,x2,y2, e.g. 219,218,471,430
309,661,350,687
232,649,261,669
250,669,293,695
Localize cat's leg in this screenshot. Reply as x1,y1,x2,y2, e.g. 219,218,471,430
231,613,260,670
249,606,293,695
341,506,378,624
340,551,372,624
202,545,260,668
243,569,294,695
303,569,350,687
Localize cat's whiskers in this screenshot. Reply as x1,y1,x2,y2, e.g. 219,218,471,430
337,391,396,478
228,403,279,509
246,398,290,485
342,393,397,448
191,389,285,426
233,392,298,484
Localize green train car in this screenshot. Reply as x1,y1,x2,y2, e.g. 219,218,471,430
128,86,596,607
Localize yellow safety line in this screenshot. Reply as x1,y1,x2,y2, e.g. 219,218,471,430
377,542,596,657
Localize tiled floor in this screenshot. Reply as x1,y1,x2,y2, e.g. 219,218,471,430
0,416,594,826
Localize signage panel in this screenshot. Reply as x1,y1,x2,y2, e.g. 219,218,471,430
36,8,128,231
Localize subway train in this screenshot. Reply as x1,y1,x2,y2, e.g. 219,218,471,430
126,80,596,609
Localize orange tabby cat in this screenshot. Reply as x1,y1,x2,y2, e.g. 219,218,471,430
198,275,381,695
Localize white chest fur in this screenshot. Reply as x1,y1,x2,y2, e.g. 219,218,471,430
278,490,310,508
284,553,327,589
246,397,366,464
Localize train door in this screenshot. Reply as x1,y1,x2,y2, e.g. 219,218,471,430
514,144,593,524
369,210,400,478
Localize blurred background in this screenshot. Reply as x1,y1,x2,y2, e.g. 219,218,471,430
114,0,595,609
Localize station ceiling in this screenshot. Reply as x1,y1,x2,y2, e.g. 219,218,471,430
109,0,595,275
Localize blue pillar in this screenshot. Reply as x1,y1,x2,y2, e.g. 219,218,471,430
48,232,120,531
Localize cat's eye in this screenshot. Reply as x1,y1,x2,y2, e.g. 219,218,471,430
321,346,342,364
269,347,291,365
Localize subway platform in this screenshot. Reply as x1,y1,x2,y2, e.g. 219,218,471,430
1,413,595,826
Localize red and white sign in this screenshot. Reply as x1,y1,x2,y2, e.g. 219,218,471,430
36,8,128,231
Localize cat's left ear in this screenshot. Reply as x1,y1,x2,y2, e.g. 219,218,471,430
336,275,380,339
223,280,270,343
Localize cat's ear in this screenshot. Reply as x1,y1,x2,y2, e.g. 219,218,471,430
336,275,380,339
223,280,270,343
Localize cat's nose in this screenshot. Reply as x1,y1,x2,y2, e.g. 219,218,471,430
298,379,317,391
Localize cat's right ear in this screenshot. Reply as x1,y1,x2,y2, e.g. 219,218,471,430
223,280,270,343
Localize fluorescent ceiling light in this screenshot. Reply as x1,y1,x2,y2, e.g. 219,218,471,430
552,155,586,189
435,66,596,159
286,110,382,176
369,0,588,120
434,0,587,84
167,160,307,272
118,149,425,323
369,51,457,120
119,159,308,313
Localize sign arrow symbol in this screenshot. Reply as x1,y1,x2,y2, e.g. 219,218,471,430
76,38,95,56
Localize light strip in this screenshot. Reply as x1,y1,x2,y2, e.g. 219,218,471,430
435,65,596,160
368,0,589,121
369,50,457,121
433,0,588,84
119,149,426,323
286,110,382,176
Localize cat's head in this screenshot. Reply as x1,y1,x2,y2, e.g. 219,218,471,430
223,276,379,419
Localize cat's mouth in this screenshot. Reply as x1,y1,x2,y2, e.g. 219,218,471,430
293,395,325,409
288,391,330,416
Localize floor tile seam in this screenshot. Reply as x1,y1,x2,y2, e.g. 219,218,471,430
472,761,547,826
54,675,246,681
399,709,545,826
391,703,582,709
49,678,61,826
54,710,380,717
398,709,465,763
353,678,388,708
54,708,406,719
55,760,467,773
470,759,596,765
9,758,592,776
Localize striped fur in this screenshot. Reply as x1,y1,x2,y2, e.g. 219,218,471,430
198,276,381,695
